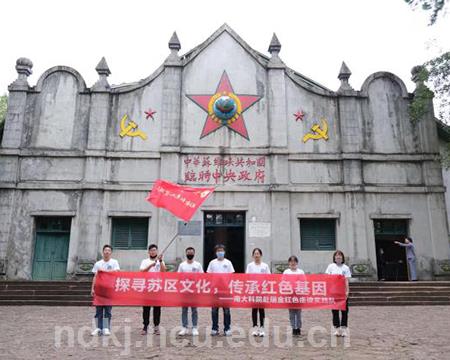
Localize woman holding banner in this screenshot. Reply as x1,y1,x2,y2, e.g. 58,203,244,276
246,248,270,337
283,255,305,336
325,250,351,337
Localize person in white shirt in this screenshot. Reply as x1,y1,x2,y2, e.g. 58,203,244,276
283,255,305,336
325,250,351,337
206,244,235,336
246,248,270,337
178,246,203,336
139,244,166,335
90,244,120,336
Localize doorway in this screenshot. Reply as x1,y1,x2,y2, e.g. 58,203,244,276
32,217,71,280
373,219,409,281
203,211,245,273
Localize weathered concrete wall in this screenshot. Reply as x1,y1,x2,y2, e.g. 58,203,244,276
1,25,449,280
182,32,267,148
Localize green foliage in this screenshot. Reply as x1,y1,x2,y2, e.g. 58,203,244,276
404,0,448,25
426,52,450,121
409,53,450,124
441,143,450,170
409,67,434,124
0,94,8,142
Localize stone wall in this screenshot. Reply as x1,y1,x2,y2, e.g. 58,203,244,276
1,24,449,280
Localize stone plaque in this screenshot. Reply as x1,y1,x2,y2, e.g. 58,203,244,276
178,221,202,236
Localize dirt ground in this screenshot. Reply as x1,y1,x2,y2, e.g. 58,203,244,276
0,305,449,359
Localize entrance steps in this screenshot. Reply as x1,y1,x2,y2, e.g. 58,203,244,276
0,280,449,306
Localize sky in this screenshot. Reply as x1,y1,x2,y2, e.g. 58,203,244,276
0,0,449,94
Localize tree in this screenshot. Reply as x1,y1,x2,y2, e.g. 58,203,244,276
405,0,449,124
404,0,448,25
0,94,7,143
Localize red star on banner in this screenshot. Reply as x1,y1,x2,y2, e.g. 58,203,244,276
294,110,305,121
186,71,262,140
144,109,157,120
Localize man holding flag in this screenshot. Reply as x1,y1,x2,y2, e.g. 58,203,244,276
142,179,214,335
140,244,166,335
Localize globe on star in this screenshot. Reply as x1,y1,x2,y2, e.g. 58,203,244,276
213,95,237,123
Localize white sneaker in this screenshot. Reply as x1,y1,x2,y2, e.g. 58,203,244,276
178,327,187,336
102,328,111,336
333,328,341,336
259,328,265,337
340,327,349,337
192,327,199,336
224,329,232,336
91,328,101,336
211,329,219,336
251,326,259,336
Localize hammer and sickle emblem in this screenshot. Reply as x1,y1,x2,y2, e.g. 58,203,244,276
119,114,147,140
302,118,329,143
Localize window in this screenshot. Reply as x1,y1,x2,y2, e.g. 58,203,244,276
36,217,71,232
300,218,336,251
204,212,245,227
374,219,408,236
111,217,148,249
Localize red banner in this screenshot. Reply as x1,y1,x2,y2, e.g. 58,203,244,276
146,179,214,222
93,271,347,310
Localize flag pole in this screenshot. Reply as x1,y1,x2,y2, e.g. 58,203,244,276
159,233,179,256
159,222,187,256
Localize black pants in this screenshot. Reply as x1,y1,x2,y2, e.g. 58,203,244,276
251,308,265,327
332,299,349,328
143,306,161,329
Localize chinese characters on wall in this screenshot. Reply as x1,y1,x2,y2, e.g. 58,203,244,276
182,155,268,185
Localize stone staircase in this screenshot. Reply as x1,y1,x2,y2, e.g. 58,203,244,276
0,280,449,306
0,280,92,306
349,281,450,306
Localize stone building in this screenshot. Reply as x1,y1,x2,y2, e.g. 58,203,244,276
1,24,450,280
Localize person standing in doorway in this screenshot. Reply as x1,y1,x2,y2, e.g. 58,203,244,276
283,255,305,336
246,248,270,337
177,247,203,336
378,248,387,281
140,244,166,335
325,250,351,337
394,237,417,281
207,244,235,336
91,244,120,336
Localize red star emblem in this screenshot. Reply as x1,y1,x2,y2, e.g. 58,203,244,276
294,110,305,121
186,71,262,140
144,109,157,120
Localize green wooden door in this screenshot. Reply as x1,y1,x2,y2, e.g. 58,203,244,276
32,218,71,280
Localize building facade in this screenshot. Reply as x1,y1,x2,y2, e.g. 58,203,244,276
1,24,450,280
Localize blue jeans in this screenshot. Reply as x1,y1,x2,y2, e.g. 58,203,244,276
211,307,231,332
408,257,417,281
288,309,302,330
182,307,198,328
95,306,112,330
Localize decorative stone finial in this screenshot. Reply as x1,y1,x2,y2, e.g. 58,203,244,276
96,57,111,77
9,57,33,90
166,31,182,65
268,33,281,54
92,57,111,91
168,31,181,51
268,33,284,67
337,61,353,91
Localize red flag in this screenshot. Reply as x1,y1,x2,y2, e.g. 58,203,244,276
146,179,214,221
